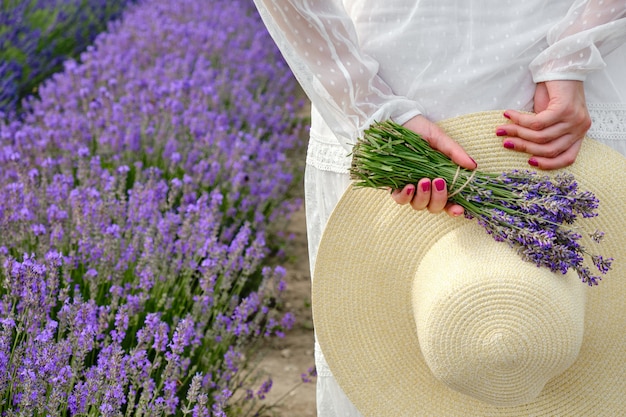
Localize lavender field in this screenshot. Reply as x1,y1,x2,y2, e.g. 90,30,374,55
0,0,308,415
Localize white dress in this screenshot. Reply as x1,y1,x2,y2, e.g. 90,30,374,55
252,1,626,415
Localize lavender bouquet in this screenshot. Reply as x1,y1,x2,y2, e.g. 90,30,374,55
350,120,611,286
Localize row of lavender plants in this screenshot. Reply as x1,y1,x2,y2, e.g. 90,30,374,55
0,0,308,415
1,0,136,116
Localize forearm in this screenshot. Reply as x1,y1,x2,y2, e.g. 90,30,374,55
252,0,422,146
530,0,626,82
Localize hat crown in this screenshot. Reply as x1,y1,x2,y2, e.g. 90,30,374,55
412,224,586,407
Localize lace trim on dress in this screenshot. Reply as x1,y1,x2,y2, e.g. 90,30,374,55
306,104,626,174
588,103,626,141
307,134,352,174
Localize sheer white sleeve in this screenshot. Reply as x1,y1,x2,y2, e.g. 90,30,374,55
530,0,626,82
252,1,423,147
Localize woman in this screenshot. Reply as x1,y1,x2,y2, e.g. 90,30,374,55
251,1,626,415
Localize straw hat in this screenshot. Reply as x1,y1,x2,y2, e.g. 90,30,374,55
312,110,626,416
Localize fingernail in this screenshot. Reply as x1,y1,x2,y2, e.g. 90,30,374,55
421,181,430,192
528,158,539,167
406,185,415,195
470,157,477,167
496,129,507,137
434,179,445,191
503,141,514,149
503,111,511,119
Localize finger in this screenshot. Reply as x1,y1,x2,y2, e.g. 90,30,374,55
501,131,584,160
497,122,568,145
403,115,478,170
444,203,465,218
391,184,415,205
503,109,561,132
527,139,584,170
427,178,448,213
426,133,477,170
410,179,431,211
500,132,568,157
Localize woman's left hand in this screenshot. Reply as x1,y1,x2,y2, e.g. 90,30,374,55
496,80,591,170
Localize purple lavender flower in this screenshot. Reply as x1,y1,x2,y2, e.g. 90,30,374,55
301,366,317,384
462,170,612,285
256,379,273,400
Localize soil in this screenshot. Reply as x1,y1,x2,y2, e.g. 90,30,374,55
255,202,317,416
254,97,317,416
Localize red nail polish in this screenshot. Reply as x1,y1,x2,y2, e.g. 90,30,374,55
503,111,511,119
434,179,445,191
406,185,414,196
528,158,539,167
503,141,514,149
496,129,507,137
421,181,430,192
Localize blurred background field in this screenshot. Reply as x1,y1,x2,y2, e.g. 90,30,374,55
1,0,137,115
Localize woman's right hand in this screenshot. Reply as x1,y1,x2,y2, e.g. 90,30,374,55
390,114,477,216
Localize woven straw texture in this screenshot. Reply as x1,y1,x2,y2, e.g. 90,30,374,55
312,110,626,416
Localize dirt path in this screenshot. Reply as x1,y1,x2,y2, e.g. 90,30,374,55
254,94,317,416
256,203,317,416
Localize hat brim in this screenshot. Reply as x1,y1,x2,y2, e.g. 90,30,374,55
312,110,626,416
